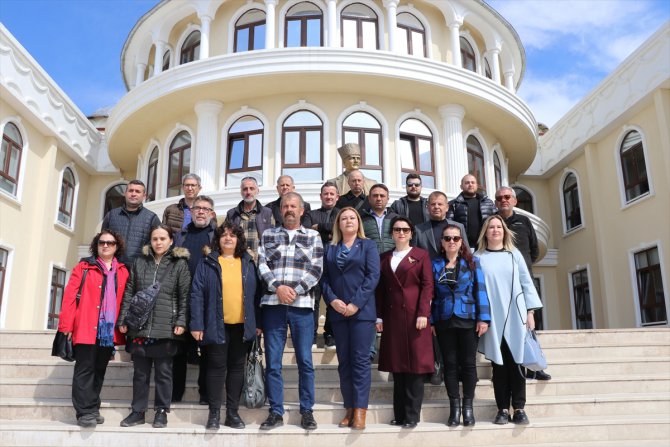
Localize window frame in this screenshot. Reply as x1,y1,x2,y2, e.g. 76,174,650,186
167,131,191,198
57,167,76,228
631,245,667,327
493,151,502,191
284,2,324,48
396,12,426,57
0,247,9,325
234,9,267,53
460,35,477,73
0,121,23,198
618,129,651,204
180,30,201,65
103,183,127,218
561,171,583,233
47,266,67,330
146,146,159,202
398,118,435,188
569,267,594,329
227,116,265,174
466,135,486,192
342,111,383,175
281,110,323,181
341,3,379,49
512,185,535,214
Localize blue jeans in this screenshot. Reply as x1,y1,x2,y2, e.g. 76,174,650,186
262,305,315,415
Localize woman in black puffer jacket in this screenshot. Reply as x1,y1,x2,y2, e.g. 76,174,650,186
117,224,190,429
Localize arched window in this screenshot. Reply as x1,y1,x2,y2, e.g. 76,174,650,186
235,9,266,52
146,147,159,202
396,12,425,57
103,183,126,218
1,122,23,196
562,173,582,231
620,130,649,202
343,111,382,182
57,168,76,227
493,151,502,191
460,36,476,72
484,58,492,79
285,2,323,47
227,115,264,184
341,3,378,49
180,31,201,64
512,186,534,214
399,118,434,188
466,135,486,191
162,50,171,71
282,110,323,182
167,131,191,197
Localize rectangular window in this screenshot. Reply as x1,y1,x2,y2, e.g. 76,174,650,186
571,269,593,329
635,247,667,326
532,276,544,330
48,267,67,330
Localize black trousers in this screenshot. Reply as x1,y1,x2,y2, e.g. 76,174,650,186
205,324,250,411
491,338,526,410
172,335,207,401
131,354,173,412
72,344,113,419
434,321,478,399
392,372,425,423
312,287,332,340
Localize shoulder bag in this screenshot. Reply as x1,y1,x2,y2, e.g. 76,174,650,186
522,329,548,371
51,269,89,362
123,262,174,332
242,335,266,409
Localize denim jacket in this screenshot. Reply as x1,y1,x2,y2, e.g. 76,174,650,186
431,257,491,323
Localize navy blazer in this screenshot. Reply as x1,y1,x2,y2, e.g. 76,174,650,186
320,238,381,322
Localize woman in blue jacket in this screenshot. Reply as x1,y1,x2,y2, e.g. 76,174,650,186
189,222,261,430
432,224,490,427
321,207,380,430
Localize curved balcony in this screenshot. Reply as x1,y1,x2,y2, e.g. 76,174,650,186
107,48,537,176
516,207,550,262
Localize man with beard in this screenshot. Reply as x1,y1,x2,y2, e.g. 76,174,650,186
224,176,274,261
447,174,496,248
172,195,218,404
257,192,324,431
390,173,430,226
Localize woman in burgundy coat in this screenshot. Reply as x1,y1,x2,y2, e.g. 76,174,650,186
376,216,435,428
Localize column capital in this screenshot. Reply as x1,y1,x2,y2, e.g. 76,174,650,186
264,0,278,6
439,104,465,120
198,14,213,24
195,100,224,116
487,47,501,56
383,0,400,8
448,19,463,29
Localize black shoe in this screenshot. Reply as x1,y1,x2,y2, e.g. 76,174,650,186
224,409,245,429
93,412,105,424
152,408,168,428
493,409,509,425
324,334,336,350
120,411,145,427
402,421,417,429
77,414,97,428
447,398,461,426
389,419,404,426
534,370,552,381
301,410,317,430
199,396,209,405
260,412,284,430
462,398,475,427
512,409,530,425
206,409,220,430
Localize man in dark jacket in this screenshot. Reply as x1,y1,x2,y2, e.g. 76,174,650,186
390,173,429,226
335,169,369,213
102,179,161,266
225,176,274,261
162,173,202,234
447,174,496,247
413,191,468,260
266,175,311,227
172,195,217,403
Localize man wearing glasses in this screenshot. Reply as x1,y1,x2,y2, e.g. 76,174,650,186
390,174,430,226
163,173,203,234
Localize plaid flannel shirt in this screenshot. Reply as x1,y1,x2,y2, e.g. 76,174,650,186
258,225,324,308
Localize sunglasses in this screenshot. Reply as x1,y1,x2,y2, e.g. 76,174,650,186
393,227,412,233
442,236,462,242
406,182,421,187
495,194,513,201
98,240,117,246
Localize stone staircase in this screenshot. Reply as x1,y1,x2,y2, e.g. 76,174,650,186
0,328,668,446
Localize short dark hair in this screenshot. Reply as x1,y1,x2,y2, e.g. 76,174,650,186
406,173,421,185
370,183,389,194
321,181,339,194
127,179,146,190
388,216,415,237
212,221,247,258
150,224,174,240
89,230,126,260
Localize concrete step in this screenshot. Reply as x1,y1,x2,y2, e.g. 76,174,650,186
0,414,668,447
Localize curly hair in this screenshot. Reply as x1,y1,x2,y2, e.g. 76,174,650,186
89,230,126,259
211,221,247,258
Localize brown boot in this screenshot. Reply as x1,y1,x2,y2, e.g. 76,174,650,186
351,408,367,430
338,408,354,427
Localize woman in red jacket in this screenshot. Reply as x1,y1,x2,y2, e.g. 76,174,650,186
58,230,129,428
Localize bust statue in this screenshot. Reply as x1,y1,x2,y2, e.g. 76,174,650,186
328,143,377,195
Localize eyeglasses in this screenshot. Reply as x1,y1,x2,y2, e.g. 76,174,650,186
98,240,117,247
406,182,421,187
442,236,462,242
393,227,412,233
183,183,199,189
495,194,513,201
192,206,213,213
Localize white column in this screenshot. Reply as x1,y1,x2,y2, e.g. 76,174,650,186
489,48,501,84
135,62,146,87
327,0,338,47
194,100,223,191
449,20,462,67
199,15,212,59
439,104,468,198
384,0,399,52
153,40,166,76
504,70,515,91
265,0,277,49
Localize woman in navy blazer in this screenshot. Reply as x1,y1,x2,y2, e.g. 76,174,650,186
321,207,381,430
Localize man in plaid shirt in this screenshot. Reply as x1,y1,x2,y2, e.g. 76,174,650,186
257,192,324,431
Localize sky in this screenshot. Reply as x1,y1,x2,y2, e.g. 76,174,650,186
1,0,669,127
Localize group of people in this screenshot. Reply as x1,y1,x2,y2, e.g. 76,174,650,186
57,149,547,432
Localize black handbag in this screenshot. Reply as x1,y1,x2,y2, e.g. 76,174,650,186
242,336,266,409
51,269,88,362
123,263,174,332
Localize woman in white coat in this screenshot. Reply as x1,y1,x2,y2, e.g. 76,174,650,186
476,215,542,425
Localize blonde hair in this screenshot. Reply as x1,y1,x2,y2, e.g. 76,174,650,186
476,215,517,253
330,207,366,245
